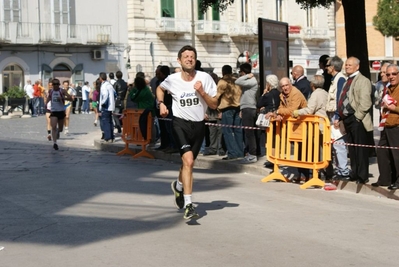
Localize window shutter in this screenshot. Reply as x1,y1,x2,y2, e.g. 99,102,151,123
212,4,220,21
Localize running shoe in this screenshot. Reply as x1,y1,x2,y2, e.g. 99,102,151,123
184,204,199,220
47,134,52,141
171,181,184,209
53,143,59,150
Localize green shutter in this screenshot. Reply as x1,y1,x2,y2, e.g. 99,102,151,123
212,3,220,21
198,0,204,20
161,0,175,18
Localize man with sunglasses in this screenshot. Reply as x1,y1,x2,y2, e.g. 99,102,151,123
375,64,399,189
46,79,74,150
334,57,373,184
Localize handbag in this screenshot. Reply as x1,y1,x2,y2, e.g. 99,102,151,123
256,112,270,127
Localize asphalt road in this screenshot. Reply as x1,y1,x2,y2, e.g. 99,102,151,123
1,114,398,267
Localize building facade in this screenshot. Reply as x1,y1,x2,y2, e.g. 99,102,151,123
336,0,399,82
127,0,335,79
0,0,128,93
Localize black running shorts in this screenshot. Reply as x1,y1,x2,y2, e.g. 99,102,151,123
172,116,205,159
50,111,66,120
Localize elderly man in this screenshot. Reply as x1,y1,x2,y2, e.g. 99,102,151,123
293,75,328,118
291,65,311,99
374,64,399,189
266,77,308,180
325,56,350,180
293,75,329,179
266,77,307,121
334,57,373,184
374,62,390,111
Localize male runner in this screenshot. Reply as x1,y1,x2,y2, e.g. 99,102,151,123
156,45,218,219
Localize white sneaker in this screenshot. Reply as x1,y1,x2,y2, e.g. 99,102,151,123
65,129,69,135
240,154,257,164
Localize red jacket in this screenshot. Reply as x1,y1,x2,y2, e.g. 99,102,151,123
33,84,41,97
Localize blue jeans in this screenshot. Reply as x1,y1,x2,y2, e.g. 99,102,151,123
333,135,350,176
101,110,114,140
82,100,89,113
221,109,243,158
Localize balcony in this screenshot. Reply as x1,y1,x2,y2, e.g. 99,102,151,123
196,20,228,36
302,27,329,41
155,18,190,34
229,22,258,39
0,21,112,46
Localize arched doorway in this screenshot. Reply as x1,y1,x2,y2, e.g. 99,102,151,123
2,64,24,93
53,63,72,84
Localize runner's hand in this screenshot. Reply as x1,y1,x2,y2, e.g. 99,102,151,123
159,103,169,117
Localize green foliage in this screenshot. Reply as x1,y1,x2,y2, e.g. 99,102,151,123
1,86,27,98
295,0,335,9
373,0,399,37
199,0,234,13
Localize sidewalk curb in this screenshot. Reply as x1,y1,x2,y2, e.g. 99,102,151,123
94,140,399,201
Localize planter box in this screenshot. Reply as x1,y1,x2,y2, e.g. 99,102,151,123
1,97,28,116
8,97,27,108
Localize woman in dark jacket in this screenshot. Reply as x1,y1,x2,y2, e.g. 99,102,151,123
256,74,281,167
257,74,281,113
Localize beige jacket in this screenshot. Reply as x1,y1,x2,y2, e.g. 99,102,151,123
326,71,346,112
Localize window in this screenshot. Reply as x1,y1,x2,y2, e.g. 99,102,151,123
161,0,174,18
197,2,220,21
2,64,23,92
212,3,220,21
53,0,69,24
4,0,20,22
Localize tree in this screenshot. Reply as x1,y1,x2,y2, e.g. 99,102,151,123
200,0,371,79
373,0,399,38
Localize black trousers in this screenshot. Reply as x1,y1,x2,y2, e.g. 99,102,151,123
377,127,399,186
343,115,370,182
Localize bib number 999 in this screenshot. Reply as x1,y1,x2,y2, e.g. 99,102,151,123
180,97,199,107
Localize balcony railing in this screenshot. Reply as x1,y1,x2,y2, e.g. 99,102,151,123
302,27,329,40
0,21,112,45
196,20,229,35
229,22,258,36
155,18,191,33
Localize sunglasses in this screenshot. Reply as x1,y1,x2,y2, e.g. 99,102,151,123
53,83,60,85
386,72,398,77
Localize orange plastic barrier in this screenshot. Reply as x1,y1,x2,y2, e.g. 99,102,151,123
117,109,154,159
261,115,331,189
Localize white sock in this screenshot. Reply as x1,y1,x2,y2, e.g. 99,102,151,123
176,180,183,192
184,194,192,208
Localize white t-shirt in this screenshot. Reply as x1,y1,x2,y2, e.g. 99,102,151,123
82,85,90,100
160,71,217,121
24,84,34,99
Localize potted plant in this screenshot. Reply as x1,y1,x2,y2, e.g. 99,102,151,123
0,93,5,114
1,86,27,115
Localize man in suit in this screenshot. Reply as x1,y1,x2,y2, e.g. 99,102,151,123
334,57,373,184
291,65,311,99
